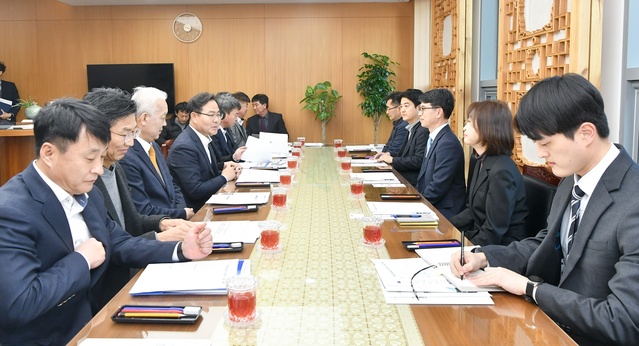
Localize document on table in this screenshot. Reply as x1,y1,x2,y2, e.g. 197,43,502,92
366,201,437,220
346,144,375,152
241,136,272,163
260,132,289,157
206,221,262,243
236,168,280,183
129,259,251,296
80,339,212,346
372,258,493,305
416,247,505,292
206,192,270,205
350,172,400,184
350,159,388,167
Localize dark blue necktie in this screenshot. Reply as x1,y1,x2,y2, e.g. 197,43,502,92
566,185,585,255
74,194,88,208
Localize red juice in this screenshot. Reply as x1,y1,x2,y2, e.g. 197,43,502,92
334,142,343,148
272,193,287,208
287,160,298,169
337,149,347,158
350,182,364,195
363,225,382,244
261,230,280,250
292,150,301,157
280,175,292,186
340,161,351,171
228,291,256,322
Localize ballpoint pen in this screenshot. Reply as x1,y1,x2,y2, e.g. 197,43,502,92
392,214,423,218
460,230,465,280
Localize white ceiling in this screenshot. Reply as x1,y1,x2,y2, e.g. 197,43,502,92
57,0,408,6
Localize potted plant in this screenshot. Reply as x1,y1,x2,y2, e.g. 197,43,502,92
300,81,342,144
18,97,42,119
356,52,399,145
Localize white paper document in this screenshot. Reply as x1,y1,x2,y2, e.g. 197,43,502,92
241,136,272,163
350,172,400,184
346,144,375,152
206,192,270,205
129,259,251,296
206,221,262,243
260,132,289,157
350,159,388,167
80,339,212,346
236,168,280,183
381,289,493,305
416,247,505,292
304,142,323,147
366,202,437,220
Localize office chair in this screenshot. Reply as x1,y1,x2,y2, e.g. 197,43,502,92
161,139,175,159
522,165,561,238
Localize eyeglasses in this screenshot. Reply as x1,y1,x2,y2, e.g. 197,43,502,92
418,106,440,112
111,128,140,143
410,264,436,300
386,105,400,111
193,111,225,120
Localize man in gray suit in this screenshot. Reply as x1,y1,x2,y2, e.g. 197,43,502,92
451,74,639,345
228,91,249,147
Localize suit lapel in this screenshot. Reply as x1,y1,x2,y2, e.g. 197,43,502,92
94,175,122,227
133,141,165,187
186,127,216,175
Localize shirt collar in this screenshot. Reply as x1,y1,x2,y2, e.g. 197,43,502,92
405,121,419,132
189,124,212,148
136,137,152,153
32,161,88,209
429,123,449,141
573,142,619,196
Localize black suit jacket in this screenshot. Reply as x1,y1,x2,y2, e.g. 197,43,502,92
450,155,528,246
245,112,288,137
391,124,429,186
0,164,176,345
94,162,167,308
157,116,187,145
0,79,20,124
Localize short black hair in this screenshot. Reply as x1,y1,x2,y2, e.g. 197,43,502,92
251,94,269,108
418,88,455,119
188,92,216,114
233,92,250,103
386,91,402,105
467,100,514,157
34,98,110,158
0,61,6,73
83,87,137,126
215,92,241,117
400,89,423,108
175,101,188,113
515,73,609,140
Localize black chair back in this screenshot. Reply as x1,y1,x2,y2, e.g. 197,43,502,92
522,165,560,238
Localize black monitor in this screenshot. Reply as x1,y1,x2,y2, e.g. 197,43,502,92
87,63,176,115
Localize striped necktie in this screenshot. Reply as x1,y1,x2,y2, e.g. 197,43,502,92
566,185,585,255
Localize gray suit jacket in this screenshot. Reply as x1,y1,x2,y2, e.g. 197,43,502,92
480,145,639,345
228,120,248,147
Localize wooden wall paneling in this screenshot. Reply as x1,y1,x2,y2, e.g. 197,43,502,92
36,0,86,20
264,3,343,18
188,4,265,19
0,0,37,21
342,17,414,146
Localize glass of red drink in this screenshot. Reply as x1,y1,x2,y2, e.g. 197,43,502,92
287,156,299,170
340,157,352,172
333,139,343,151
226,275,258,326
279,169,292,187
337,147,347,158
293,141,302,149
297,137,306,146
350,177,365,197
258,220,281,253
271,185,288,210
292,148,302,158
361,216,384,247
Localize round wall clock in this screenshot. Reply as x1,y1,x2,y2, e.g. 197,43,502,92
173,13,202,43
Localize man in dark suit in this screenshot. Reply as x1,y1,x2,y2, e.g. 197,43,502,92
228,91,250,147
157,101,189,145
245,93,288,137
0,99,212,345
0,61,20,124
375,92,408,158
452,74,639,345
121,87,194,220
212,92,247,161
415,88,466,219
83,87,196,308
168,92,240,211
377,89,429,186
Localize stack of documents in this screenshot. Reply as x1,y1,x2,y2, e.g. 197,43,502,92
366,202,438,221
206,192,270,205
129,259,251,296
206,221,262,243
371,258,493,305
416,247,504,292
236,168,280,183
350,172,400,185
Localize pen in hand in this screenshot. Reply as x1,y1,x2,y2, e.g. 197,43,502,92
460,230,465,280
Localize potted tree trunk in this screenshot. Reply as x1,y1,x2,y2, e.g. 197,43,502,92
356,52,399,145
300,81,342,144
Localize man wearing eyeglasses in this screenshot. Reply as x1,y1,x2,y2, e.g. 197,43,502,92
83,87,196,309
245,93,288,138
168,92,240,211
374,92,408,159
120,87,194,220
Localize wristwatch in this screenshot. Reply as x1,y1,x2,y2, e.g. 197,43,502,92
525,275,544,303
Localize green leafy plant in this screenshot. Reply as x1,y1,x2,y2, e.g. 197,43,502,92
300,81,342,144
356,52,399,144
17,96,38,108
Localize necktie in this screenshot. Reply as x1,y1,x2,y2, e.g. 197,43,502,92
74,194,88,208
566,185,585,255
426,137,434,157
260,116,267,131
148,145,161,175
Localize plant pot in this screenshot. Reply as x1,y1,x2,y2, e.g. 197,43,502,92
25,105,42,119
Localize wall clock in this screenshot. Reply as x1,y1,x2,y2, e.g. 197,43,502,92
173,13,202,43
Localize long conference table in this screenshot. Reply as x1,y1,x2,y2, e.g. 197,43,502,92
69,146,576,345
